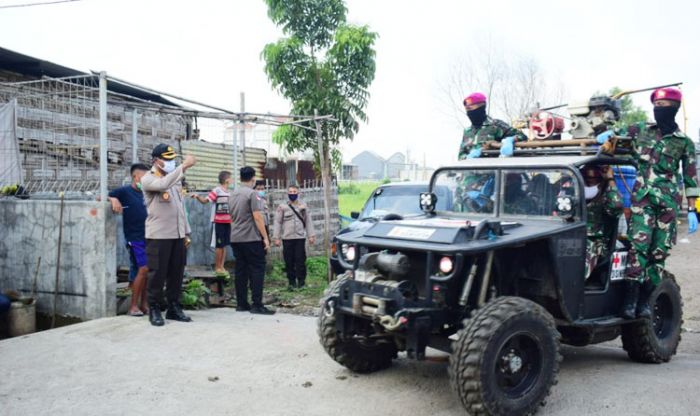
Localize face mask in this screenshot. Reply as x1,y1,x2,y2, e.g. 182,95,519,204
288,193,298,202
136,182,143,191
466,106,487,127
257,190,265,197
653,105,679,135
584,185,600,200
161,159,176,174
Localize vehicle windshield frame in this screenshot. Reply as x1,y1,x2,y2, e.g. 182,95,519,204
429,165,585,221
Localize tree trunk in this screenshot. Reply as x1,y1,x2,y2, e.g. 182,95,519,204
315,110,333,281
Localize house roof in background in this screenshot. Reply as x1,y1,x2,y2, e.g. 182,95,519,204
0,46,179,107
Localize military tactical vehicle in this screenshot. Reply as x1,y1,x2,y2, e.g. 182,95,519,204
318,144,683,416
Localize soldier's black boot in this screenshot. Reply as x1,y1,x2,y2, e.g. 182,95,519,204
149,305,165,327
636,280,654,319
166,302,192,322
621,280,640,320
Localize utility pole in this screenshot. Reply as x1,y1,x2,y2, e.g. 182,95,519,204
315,109,332,281
98,71,108,203
131,109,138,163
232,120,238,184
240,92,246,167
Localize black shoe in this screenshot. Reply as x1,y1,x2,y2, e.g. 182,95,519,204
250,305,276,315
297,281,306,289
287,285,296,291
621,280,640,320
149,306,164,327
165,303,192,322
236,304,251,312
636,280,655,319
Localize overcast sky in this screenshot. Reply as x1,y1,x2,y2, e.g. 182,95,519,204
0,0,698,167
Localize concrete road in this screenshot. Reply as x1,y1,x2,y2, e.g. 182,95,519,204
1,310,700,416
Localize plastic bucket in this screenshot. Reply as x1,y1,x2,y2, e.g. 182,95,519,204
613,166,637,208
8,301,36,337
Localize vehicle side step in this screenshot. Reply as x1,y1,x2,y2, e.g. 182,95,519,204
568,316,646,328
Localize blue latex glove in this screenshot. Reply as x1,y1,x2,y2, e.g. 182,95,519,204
481,177,495,197
596,130,613,144
500,136,515,157
467,147,482,159
689,212,698,234
466,190,481,200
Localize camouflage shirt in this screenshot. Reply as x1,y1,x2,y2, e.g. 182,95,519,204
632,126,699,202
586,182,623,239
458,117,526,160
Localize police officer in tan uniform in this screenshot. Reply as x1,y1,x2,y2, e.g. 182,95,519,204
141,144,196,326
229,167,275,315
273,185,316,289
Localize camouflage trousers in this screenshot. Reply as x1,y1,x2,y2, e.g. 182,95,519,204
625,190,678,285
585,237,607,280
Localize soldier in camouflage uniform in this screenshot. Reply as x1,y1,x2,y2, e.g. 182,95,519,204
458,92,526,160
456,93,526,212
599,88,698,319
582,165,623,280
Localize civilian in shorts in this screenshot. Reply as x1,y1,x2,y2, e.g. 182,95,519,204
108,163,150,316
192,171,233,278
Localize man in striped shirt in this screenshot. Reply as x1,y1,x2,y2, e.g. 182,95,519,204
193,171,234,278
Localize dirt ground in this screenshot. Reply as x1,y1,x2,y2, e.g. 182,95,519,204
1,224,699,416
663,222,700,353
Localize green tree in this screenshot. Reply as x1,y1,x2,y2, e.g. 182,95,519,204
609,86,648,125
261,0,377,170
262,0,377,269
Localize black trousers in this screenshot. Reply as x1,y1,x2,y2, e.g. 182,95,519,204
146,238,186,307
231,241,266,308
282,238,307,286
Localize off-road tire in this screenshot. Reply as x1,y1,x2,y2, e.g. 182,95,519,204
317,273,396,373
449,297,561,416
621,274,683,363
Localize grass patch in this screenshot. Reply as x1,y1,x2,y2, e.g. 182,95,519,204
264,256,330,308
338,181,380,217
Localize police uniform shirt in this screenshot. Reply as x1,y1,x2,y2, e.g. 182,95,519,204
141,165,190,239
229,184,263,242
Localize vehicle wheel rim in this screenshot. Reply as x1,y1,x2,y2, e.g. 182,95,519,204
653,293,673,339
494,332,543,398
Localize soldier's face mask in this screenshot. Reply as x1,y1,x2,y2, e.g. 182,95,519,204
653,104,679,135
584,185,600,200
466,105,487,127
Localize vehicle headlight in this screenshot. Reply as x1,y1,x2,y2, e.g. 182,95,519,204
439,256,454,274
342,244,357,262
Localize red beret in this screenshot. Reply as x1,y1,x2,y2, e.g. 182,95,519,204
650,87,682,103
463,92,487,107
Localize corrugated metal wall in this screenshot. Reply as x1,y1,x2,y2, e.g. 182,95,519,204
180,141,267,191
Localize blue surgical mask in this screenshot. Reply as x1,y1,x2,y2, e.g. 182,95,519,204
257,190,266,197
161,159,176,173
288,193,298,201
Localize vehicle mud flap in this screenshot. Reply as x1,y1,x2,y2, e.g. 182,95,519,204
406,316,431,360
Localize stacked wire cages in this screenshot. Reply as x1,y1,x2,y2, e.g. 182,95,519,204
0,75,191,199
0,75,102,198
